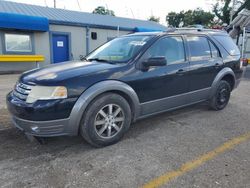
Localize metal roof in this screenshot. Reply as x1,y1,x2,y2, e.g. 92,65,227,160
228,9,250,37
0,1,167,31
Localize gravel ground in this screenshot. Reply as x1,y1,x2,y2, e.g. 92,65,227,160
0,74,19,109
0,69,250,188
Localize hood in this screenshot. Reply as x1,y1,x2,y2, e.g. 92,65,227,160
20,61,118,85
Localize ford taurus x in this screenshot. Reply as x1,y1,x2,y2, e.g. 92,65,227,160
7,30,246,147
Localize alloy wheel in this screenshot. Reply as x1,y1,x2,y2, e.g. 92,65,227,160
94,104,125,139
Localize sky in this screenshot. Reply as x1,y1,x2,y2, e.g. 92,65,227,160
6,0,216,25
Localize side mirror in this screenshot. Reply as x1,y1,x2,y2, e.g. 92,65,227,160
142,57,167,67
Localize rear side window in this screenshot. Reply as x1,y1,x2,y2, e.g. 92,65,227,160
187,36,211,60
213,35,240,56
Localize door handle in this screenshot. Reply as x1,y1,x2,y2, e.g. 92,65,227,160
176,69,185,75
214,63,221,69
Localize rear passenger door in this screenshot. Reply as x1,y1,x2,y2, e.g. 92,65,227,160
187,36,223,94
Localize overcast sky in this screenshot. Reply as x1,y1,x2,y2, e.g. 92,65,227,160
6,0,216,25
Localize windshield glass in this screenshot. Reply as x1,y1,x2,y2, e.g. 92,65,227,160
86,35,153,63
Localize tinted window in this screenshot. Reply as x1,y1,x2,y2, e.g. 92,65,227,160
213,35,240,56
187,36,211,60
209,41,220,58
142,36,185,65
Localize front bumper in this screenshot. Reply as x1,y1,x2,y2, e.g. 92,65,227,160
7,91,79,137
6,92,76,121
11,116,71,137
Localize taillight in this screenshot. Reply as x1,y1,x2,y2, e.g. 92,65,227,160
240,58,248,67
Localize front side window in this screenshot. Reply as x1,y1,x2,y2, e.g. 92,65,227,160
5,33,32,53
86,35,153,63
141,36,185,65
187,36,211,60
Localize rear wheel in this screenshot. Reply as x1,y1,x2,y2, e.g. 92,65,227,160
80,93,131,147
210,80,231,111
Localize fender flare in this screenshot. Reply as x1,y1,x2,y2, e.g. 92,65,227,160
67,80,140,135
209,67,236,98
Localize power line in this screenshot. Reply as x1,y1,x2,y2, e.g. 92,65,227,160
130,8,135,18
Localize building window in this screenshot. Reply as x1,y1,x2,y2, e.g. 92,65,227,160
4,33,32,53
91,32,97,40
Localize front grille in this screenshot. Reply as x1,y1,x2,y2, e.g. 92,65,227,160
13,83,33,101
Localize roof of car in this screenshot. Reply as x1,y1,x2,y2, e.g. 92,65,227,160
128,28,228,37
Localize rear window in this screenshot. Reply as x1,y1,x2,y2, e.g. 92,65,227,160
213,35,240,56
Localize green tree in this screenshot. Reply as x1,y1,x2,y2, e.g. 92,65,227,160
192,9,215,26
213,0,250,24
166,11,184,27
166,9,214,27
213,0,232,24
92,6,115,16
148,16,160,23
182,10,193,26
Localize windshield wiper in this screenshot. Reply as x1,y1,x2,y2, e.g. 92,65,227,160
87,58,116,64
88,58,109,62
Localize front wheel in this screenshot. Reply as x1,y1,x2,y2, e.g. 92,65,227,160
210,80,231,111
80,93,132,147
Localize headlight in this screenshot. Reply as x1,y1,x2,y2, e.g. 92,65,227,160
26,86,67,103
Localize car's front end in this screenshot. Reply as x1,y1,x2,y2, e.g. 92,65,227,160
5,59,122,137
6,81,77,137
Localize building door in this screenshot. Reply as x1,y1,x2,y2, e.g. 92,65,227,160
52,34,69,63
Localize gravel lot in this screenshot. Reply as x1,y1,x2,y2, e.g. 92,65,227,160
0,69,250,188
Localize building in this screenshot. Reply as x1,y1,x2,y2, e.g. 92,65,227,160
0,1,166,73
229,9,250,59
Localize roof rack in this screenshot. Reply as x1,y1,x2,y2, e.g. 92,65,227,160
167,27,226,33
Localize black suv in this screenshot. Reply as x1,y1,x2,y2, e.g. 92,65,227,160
7,29,246,147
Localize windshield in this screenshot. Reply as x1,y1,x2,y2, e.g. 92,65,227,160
86,35,153,63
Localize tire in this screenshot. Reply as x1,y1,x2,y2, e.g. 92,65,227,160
80,93,132,147
210,80,231,111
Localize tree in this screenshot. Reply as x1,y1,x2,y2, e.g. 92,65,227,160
92,6,115,16
166,9,214,27
213,0,250,25
192,9,215,26
213,0,232,24
148,16,160,23
166,11,184,27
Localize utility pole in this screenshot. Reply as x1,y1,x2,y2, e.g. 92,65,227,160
77,0,82,11
54,0,56,8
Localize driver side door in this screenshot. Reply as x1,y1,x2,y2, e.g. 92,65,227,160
128,36,190,116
